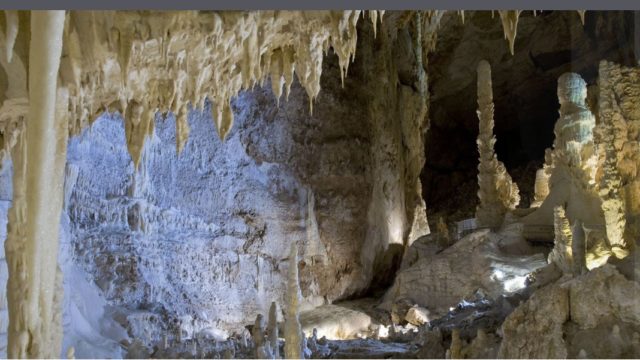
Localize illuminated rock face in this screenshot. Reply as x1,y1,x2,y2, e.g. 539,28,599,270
0,9,637,357
53,17,434,349
499,265,640,358
523,73,604,232
596,61,640,257
381,229,546,318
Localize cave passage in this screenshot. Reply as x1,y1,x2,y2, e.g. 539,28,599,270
423,10,638,225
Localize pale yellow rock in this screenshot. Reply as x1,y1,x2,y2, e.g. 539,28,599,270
522,72,604,239
498,11,521,55
3,11,19,64
5,11,67,359
285,243,303,359
404,305,430,326
596,60,639,257
531,168,550,207
498,281,570,358
449,328,463,359
548,206,574,274
499,265,640,358
475,60,520,228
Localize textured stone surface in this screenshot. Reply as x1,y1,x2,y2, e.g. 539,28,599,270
382,229,547,318
498,264,640,358
55,17,433,351
475,60,520,228
498,280,570,358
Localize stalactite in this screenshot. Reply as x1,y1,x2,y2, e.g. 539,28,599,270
577,10,586,25
475,60,520,228
370,10,378,38
57,11,372,164
498,11,521,55
284,243,303,359
5,10,67,358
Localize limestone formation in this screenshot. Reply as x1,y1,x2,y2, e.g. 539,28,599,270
285,243,304,359
497,11,521,55
252,314,266,358
405,305,430,326
531,167,550,207
4,11,67,358
596,60,639,258
583,227,613,270
382,229,546,318
522,72,603,238
548,206,573,274
460,328,499,359
499,265,640,358
268,302,279,359
571,220,588,276
475,60,520,228
498,281,570,358
436,216,451,248
0,10,636,359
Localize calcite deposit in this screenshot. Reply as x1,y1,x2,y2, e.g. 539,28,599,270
0,9,637,360
475,60,520,228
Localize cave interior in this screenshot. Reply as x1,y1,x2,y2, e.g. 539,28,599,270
0,9,638,359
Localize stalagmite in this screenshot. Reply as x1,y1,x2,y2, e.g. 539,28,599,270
548,206,574,274
284,243,304,359
252,314,266,358
436,216,450,248
268,302,279,359
475,60,520,228
571,220,587,276
531,168,551,208
522,73,602,239
66,346,75,359
305,190,327,265
5,10,67,358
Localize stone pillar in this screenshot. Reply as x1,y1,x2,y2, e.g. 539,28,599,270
475,60,520,229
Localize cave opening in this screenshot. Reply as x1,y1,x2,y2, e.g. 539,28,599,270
423,10,638,226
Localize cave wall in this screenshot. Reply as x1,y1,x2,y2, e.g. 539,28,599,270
56,15,430,346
